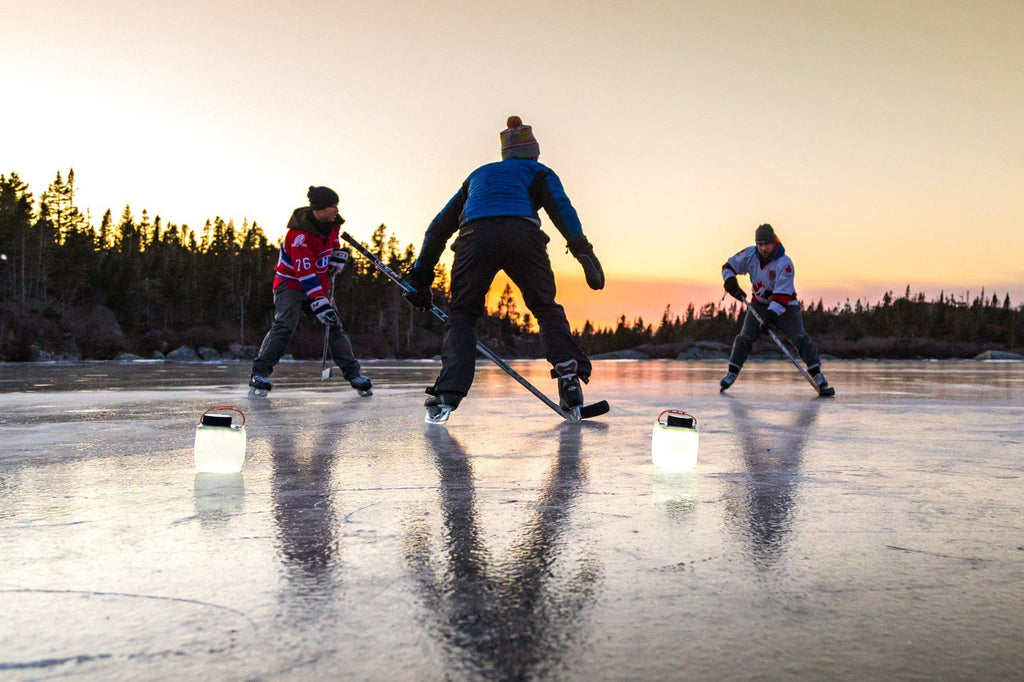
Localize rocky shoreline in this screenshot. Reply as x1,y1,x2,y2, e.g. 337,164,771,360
21,341,1023,364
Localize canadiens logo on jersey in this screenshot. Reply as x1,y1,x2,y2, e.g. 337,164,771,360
273,222,340,299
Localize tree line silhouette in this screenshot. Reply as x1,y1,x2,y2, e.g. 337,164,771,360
1,170,1020,362
577,287,1022,359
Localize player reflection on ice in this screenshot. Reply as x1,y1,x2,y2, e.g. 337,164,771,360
723,398,823,572
405,424,602,679
257,401,343,616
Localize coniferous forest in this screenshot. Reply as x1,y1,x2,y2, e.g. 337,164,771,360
1,170,1021,363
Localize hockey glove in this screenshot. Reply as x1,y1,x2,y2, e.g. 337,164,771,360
724,275,747,302
403,267,434,310
328,248,350,276
310,297,340,327
567,235,605,290
759,308,779,334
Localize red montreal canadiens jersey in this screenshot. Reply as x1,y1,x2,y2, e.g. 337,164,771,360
722,244,798,316
273,222,339,301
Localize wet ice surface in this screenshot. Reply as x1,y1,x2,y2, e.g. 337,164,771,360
1,360,1023,680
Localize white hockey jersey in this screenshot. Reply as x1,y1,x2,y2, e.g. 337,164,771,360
721,243,798,316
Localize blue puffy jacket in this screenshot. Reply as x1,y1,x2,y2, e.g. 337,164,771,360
414,158,583,272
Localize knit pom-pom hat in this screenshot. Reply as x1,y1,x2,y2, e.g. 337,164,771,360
500,115,540,160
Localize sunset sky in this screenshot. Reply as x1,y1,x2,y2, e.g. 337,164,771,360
3,0,1022,327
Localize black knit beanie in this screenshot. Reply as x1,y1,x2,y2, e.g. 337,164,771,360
755,223,776,244
307,186,339,210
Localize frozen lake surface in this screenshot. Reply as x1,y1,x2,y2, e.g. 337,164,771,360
1,359,1023,680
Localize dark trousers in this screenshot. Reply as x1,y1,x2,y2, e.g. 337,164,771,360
252,285,361,380
433,217,591,396
729,302,821,372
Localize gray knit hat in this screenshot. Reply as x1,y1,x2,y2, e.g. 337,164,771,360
500,116,540,160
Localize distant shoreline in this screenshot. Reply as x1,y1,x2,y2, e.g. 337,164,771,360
5,353,1022,365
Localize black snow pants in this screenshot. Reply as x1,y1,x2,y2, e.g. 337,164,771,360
251,284,362,381
431,216,591,397
728,301,821,373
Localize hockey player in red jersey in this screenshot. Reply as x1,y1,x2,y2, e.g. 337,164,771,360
249,186,371,396
719,223,831,394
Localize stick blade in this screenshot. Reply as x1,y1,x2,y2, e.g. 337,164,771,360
818,386,836,397
321,367,332,381
578,400,610,420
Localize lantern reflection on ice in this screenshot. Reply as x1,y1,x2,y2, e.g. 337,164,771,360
651,409,699,471
193,405,247,473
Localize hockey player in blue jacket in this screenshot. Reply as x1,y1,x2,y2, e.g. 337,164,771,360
405,116,604,422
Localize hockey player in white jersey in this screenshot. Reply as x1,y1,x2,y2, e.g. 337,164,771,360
719,223,831,393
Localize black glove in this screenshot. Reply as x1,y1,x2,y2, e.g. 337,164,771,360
567,235,605,290
310,297,340,327
759,308,779,333
403,267,433,310
328,248,349,276
724,275,747,302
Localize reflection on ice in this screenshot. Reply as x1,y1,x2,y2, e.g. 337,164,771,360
651,470,699,519
722,397,821,572
406,424,599,680
193,473,245,524
1,360,1023,679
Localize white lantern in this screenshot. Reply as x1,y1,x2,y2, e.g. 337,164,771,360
651,409,699,471
193,405,247,473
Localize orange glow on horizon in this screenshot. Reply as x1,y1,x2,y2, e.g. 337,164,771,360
486,272,1024,332
486,273,729,331
3,1,1022,308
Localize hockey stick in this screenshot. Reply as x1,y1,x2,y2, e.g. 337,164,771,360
341,232,609,421
745,302,833,397
320,275,337,381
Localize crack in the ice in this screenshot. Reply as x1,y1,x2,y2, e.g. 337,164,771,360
0,588,259,630
0,653,113,670
655,556,722,572
343,501,380,523
886,545,990,564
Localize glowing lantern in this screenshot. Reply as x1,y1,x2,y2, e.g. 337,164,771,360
194,405,246,473
651,409,699,471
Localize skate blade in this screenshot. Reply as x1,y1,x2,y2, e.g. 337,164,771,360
424,406,453,425
357,389,373,397
248,387,269,398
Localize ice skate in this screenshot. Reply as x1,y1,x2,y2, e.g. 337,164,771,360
813,372,835,397
350,375,373,397
248,375,272,397
552,360,584,421
424,393,461,425
719,370,738,392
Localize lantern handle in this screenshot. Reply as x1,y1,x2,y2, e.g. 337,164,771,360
200,405,246,426
657,409,696,427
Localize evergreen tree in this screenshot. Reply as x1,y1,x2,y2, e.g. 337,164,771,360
0,173,35,307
